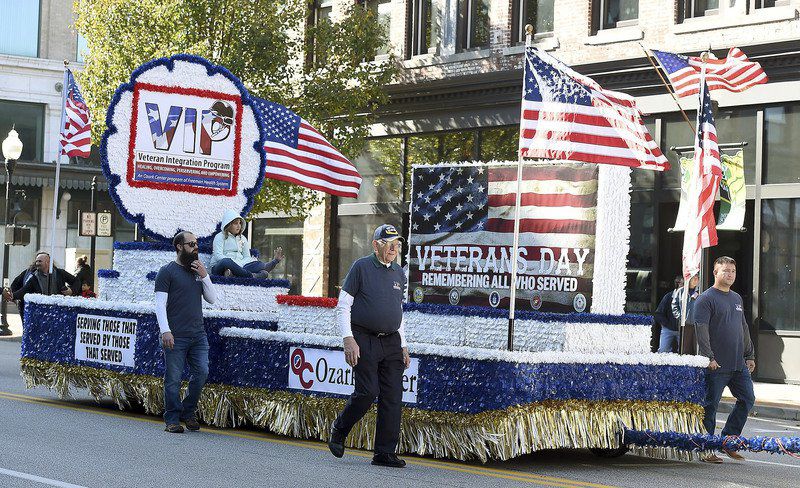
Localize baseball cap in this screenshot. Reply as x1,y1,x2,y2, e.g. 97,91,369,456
373,224,404,242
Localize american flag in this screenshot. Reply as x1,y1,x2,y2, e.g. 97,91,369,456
520,47,669,171
251,97,362,198
682,81,722,280
651,48,768,99
60,70,92,158
409,163,597,311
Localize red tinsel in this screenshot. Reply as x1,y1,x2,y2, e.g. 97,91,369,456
276,295,338,308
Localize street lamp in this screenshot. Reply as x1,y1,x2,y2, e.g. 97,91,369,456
1,127,23,336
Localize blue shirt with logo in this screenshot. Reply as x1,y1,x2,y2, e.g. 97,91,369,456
342,254,406,334
693,287,752,373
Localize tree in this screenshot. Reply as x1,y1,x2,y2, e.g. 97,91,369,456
74,0,396,217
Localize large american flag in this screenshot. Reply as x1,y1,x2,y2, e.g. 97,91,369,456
652,48,767,99
682,81,722,280
520,47,669,171
251,97,362,198
409,163,597,312
60,70,92,158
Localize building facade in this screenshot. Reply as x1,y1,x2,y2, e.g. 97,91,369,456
321,0,800,384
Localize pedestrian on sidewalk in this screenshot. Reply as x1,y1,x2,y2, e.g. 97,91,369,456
155,231,217,434
328,224,411,468
694,256,755,464
3,252,80,311
654,274,699,353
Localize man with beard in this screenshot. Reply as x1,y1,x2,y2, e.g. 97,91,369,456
155,231,217,433
328,224,411,468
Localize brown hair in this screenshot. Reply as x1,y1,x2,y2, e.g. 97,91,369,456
714,256,736,268
224,218,244,239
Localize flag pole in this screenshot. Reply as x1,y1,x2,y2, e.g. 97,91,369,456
638,43,696,137
49,61,69,288
508,25,534,351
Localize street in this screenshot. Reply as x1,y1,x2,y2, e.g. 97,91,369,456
1,339,798,488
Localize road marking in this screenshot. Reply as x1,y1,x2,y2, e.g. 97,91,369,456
745,459,800,469
0,467,89,488
0,391,614,488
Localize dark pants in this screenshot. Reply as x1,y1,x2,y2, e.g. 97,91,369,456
703,365,755,436
334,329,405,454
163,334,209,425
211,258,278,277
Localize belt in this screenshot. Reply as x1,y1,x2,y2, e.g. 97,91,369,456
351,324,396,338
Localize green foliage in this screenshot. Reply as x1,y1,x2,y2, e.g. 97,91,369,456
74,0,396,218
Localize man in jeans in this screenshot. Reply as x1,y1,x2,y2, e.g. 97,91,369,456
694,256,755,463
155,231,218,433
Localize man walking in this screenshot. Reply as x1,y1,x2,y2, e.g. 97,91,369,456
328,224,411,468
694,256,755,463
155,231,217,433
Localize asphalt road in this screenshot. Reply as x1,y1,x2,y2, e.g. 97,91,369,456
1,339,798,488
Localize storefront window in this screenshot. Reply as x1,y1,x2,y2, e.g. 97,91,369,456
479,126,517,161
0,100,45,162
336,214,402,290
625,199,655,313
715,106,756,185
351,138,403,203
0,190,39,288
759,199,800,331
250,217,304,295
632,117,657,190
763,103,800,184
661,115,694,189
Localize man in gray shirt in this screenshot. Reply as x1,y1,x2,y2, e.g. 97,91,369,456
694,256,755,464
155,231,217,433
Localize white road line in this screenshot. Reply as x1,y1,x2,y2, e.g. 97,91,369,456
0,467,89,488
745,459,800,469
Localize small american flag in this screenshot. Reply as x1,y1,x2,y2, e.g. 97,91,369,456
251,97,362,198
682,81,722,280
652,48,767,99
520,47,668,171
60,70,92,158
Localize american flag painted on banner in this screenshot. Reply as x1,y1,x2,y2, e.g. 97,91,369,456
651,48,768,99
519,47,669,171
409,163,597,312
251,97,362,198
60,70,92,158
682,81,723,280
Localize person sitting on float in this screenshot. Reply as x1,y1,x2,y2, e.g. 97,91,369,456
209,210,283,278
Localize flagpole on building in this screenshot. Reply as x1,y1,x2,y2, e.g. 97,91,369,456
639,43,696,137
508,25,534,351
48,62,69,287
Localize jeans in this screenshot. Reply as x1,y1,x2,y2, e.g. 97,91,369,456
211,258,276,277
657,327,680,353
163,334,209,425
702,365,755,436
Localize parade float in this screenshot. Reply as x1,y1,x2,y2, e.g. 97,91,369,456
18,54,715,462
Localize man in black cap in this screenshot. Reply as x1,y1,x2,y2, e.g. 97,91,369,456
328,224,411,468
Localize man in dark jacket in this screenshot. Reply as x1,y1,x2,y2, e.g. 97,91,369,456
654,274,699,353
7,261,37,317
3,252,80,310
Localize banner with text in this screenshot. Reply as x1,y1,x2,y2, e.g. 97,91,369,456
288,347,419,403
408,163,598,313
74,314,137,367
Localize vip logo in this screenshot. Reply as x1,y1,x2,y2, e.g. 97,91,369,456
145,100,234,156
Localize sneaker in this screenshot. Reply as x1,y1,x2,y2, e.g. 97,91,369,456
223,269,233,278
371,453,406,468
182,418,201,431
164,423,184,434
722,449,745,461
700,453,723,464
328,423,345,458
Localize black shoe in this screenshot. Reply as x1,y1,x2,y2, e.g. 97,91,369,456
164,423,184,433
328,424,345,458
182,418,200,431
371,453,406,468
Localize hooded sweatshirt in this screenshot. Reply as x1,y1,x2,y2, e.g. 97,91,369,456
210,209,256,268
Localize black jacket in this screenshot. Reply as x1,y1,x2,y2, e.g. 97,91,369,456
12,267,81,301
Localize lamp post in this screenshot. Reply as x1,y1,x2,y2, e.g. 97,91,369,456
1,127,23,335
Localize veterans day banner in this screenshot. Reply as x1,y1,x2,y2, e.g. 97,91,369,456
407,163,598,313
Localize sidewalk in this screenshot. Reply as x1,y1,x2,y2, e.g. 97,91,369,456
0,312,22,341
720,382,800,422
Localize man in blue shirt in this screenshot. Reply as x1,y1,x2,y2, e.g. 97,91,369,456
155,231,217,433
328,224,411,468
694,256,755,464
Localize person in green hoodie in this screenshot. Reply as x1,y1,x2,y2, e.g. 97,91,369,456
210,210,283,278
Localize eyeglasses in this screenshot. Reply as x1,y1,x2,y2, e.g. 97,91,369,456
379,240,401,250
182,241,198,248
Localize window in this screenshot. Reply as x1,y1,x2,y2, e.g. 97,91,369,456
456,0,490,51
406,0,433,58
77,34,88,62
315,0,333,24
336,214,403,289
625,201,655,313
511,0,555,44
351,138,403,203
364,0,393,58
251,218,304,295
0,100,45,162
0,0,39,57
0,189,39,285
676,0,718,22
764,103,800,184
591,0,638,34
759,199,800,332
478,126,518,161
754,1,789,9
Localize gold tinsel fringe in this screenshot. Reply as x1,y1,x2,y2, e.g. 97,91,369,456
20,358,704,462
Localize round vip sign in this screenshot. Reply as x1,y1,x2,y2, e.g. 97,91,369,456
101,55,266,241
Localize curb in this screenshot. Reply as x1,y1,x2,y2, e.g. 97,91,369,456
719,399,800,422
